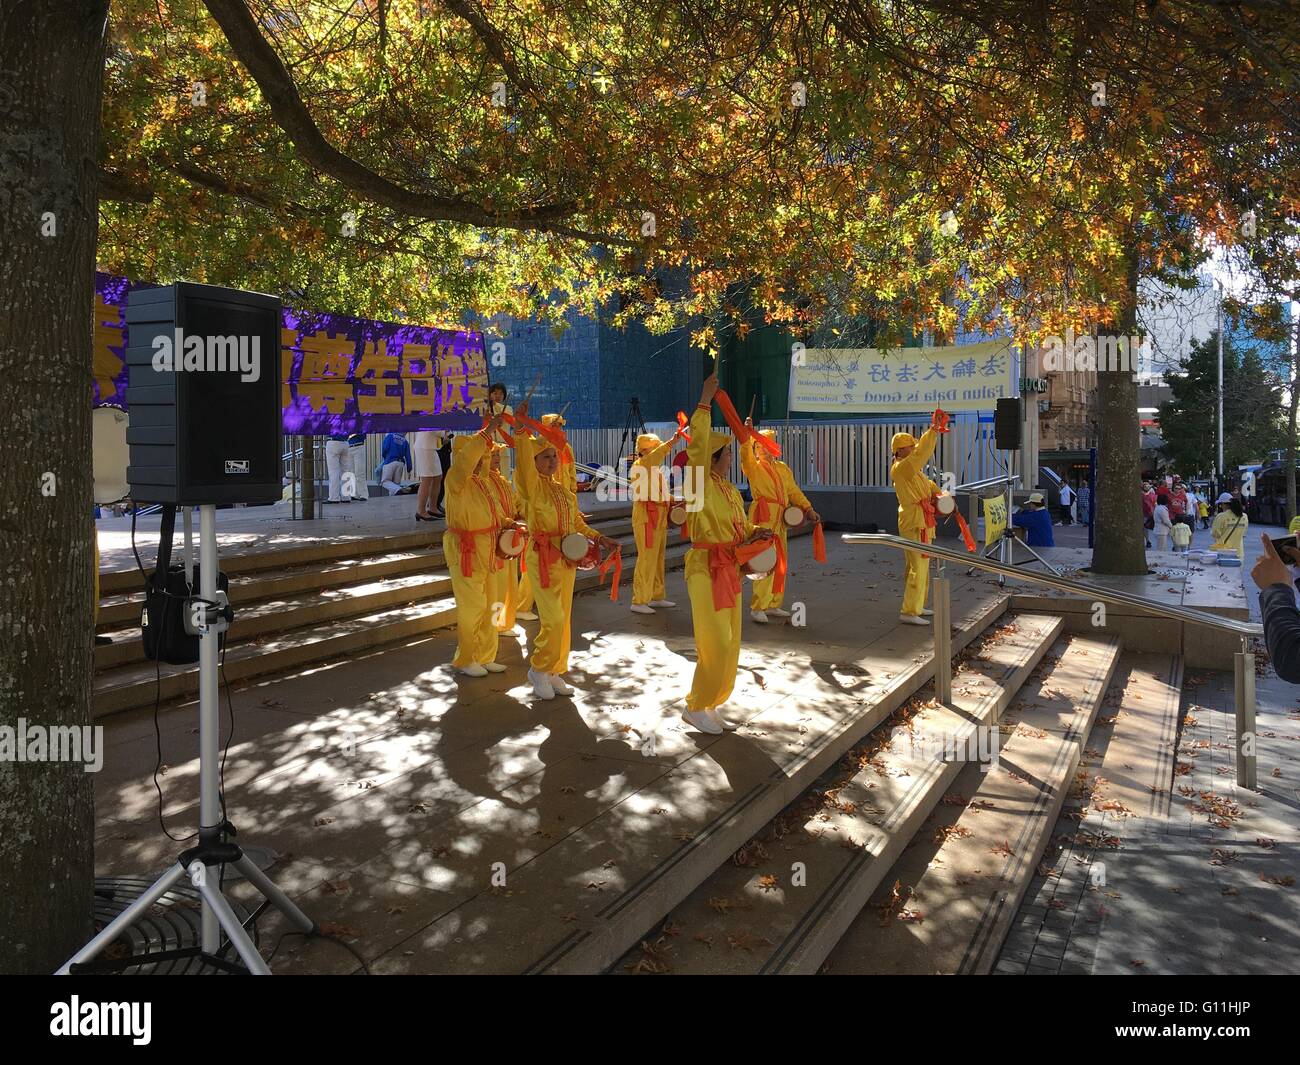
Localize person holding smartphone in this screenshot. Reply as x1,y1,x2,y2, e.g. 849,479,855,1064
1252,533,1300,683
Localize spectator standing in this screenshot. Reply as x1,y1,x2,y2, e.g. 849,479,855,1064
1153,490,1174,551
1210,493,1249,558
1059,481,1075,525
1077,483,1091,525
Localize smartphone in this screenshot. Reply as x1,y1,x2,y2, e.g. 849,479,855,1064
1270,534,1300,565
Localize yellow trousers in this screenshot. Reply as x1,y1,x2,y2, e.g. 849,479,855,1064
443,531,499,667
631,512,667,604
899,520,931,616
685,550,742,710
489,557,517,631
516,566,534,613
526,545,576,674
750,522,788,611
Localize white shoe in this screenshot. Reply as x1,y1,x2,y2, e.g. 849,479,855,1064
549,673,573,695
710,709,739,731
528,668,555,700
767,607,791,618
750,610,769,624
919,608,934,617
630,603,655,615
681,709,723,735
649,600,676,608
515,610,538,621
899,613,930,626
482,661,507,673
458,663,489,677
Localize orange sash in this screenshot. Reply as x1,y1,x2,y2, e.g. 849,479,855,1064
691,536,772,611
640,500,668,548
447,525,497,577
528,531,568,589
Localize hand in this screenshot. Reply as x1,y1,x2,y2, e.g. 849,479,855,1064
515,397,529,420
700,372,719,405
748,528,774,543
1251,533,1293,591
599,535,621,554
485,412,506,437
931,407,950,433
744,416,754,429
806,509,821,523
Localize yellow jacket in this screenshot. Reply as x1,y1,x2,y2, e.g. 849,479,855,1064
741,439,810,524
1210,508,1249,558
890,427,940,528
444,432,498,532
685,405,753,544
486,467,520,524
515,432,599,539
633,437,673,506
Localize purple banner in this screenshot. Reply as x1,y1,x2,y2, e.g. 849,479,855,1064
93,272,487,433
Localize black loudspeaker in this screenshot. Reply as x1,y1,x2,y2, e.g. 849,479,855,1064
126,283,283,504
994,397,1022,451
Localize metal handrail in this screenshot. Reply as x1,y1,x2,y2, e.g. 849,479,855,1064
842,533,1261,637
842,531,1261,789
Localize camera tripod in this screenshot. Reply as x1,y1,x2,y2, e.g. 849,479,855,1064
613,396,648,474
58,505,315,975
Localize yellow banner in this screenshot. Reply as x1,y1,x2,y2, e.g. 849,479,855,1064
789,339,1016,414
983,495,1007,548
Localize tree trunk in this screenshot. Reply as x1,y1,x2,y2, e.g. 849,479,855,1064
0,0,109,972
1286,318,1299,526
1091,247,1148,575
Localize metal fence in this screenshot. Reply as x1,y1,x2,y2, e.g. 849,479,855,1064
566,419,1021,490
283,419,1021,499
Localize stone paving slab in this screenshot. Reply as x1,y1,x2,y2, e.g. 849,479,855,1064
610,613,1065,975
825,633,1121,974
92,537,1005,974
995,658,1300,975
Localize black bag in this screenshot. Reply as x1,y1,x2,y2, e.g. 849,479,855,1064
141,506,229,665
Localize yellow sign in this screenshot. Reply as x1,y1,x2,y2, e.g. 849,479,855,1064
789,339,1016,414
982,495,1007,548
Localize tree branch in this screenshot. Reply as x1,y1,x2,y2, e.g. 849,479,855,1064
200,0,635,246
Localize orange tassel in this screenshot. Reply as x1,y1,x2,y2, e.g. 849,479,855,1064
676,410,691,444
813,521,827,563
773,534,787,596
599,546,623,601
954,511,977,552
714,389,750,442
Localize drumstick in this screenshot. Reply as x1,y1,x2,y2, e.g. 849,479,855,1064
558,400,571,419
747,395,756,422
521,372,542,407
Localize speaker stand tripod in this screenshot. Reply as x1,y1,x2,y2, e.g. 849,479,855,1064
977,479,1061,587
58,505,315,975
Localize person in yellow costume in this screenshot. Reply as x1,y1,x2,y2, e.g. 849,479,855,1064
1210,493,1249,558
513,398,620,700
890,408,949,626
680,373,774,735
740,418,820,623
512,412,571,621
629,429,684,615
442,413,513,676
486,444,523,633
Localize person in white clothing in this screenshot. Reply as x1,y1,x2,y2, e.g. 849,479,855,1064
1152,490,1174,550
1059,482,1075,525
488,383,514,480
325,433,355,504
412,429,444,521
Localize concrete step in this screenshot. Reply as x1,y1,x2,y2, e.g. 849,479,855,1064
92,520,802,719
362,585,1011,974
608,612,1065,974
822,632,1122,974
97,503,635,595
992,652,1184,974
94,517,640,668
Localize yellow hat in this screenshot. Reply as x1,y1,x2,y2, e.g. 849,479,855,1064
541,413,566,429
708,431,733,453
758,428,777,441
452,434,477,457
891,431,917,453
636,432,664,455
